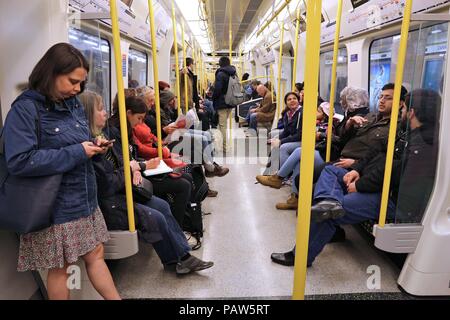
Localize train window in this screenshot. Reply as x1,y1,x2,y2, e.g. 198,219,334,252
319,47,348,111
369,23,448,111
370,23,447,224
69,28,111,113
129,48,148,88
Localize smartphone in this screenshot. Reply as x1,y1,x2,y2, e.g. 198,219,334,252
98,139,115,147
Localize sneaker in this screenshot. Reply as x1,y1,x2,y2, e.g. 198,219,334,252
205,163,229,178
256,174,283,189
276,193,298,210
207,188,218,197
176,255,214,275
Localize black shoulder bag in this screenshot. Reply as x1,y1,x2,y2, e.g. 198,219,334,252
0,104,63,234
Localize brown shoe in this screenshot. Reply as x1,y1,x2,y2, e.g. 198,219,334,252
276,193,298,210
256,174,283,189
207,189,218,197
205,163,229,178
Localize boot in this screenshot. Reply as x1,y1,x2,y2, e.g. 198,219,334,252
276,193,298,210
256,174,283,189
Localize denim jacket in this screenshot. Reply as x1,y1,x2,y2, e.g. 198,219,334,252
3,90,98,225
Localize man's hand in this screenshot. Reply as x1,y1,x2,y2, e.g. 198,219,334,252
347,182,357,193
132,170,143,186
334,158,356,168
343,170,360,186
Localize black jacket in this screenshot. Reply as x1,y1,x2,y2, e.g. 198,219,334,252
93,127,162,243
278,107,303,145
213,65,237,110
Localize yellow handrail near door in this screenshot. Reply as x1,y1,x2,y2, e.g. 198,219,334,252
147,0,163,159
292,6,301,91
277,22,285,120
171,0,182,115
325,0,343,162
293,0,322,300
378,0,413,228
109,0,136,232
182,21,189,114
229,0,233,145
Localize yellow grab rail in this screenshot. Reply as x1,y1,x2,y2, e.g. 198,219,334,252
109,0,136,232
270,64,275,104
147,0,163,159
293,0,322,300
181,21,189,113
229,0,233,144
277,22,285,120
257,0,292,37
325,0,343,162
171,0,182,115
292,6,301,91
378,0,413,228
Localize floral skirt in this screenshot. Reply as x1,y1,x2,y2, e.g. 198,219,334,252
17,207,110,272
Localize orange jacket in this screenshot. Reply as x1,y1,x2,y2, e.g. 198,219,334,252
133,123,170,159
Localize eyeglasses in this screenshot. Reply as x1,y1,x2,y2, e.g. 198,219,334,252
378,95,393,101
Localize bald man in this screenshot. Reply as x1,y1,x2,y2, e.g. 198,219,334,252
247,84,275,131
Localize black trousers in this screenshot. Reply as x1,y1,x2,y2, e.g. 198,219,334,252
149,174,192,227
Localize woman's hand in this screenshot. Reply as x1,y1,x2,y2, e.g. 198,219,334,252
271,138,280,148
334,158,355,169
163,125,177,135
146,157,160,170
347,182,357,193
130,160,141,173
81,141,104,158
132,170,143,186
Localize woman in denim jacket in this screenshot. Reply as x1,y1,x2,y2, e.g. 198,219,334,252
2,43,120,300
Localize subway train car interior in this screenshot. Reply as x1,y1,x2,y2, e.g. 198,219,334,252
1,0,450,301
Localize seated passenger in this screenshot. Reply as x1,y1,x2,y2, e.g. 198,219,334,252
257,102,340,210
271,88,437,268
108,94,193,230
80,91,213,274
247,84,276,131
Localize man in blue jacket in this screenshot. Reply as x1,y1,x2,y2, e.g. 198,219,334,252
212,57,237,152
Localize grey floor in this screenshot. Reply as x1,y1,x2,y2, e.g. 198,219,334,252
109,129,402,299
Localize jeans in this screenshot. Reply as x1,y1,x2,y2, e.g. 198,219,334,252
249,113,258,131
304,165,396,266
139,196,191,265
279,141,301,168
278,147,325,193
174,129,214,165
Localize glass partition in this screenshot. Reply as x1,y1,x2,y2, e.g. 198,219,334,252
69,27,111,113
319,47,348,112
128,48,148,88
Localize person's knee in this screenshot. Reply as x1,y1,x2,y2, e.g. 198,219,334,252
83,244,104,264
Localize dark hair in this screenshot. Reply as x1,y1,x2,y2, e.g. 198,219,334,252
129,79,140,88
186,57,194,67
242,73,250,81
295,82,304,92
405,89,441,126
219,56,230,68
109,95,147,141
251,80,261,86
28,43,89,100
284,92,300,105
381,83,408,101
112,88,138,116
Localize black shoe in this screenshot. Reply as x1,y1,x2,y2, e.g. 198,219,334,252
329,226,346,243
311,199,345,223
271,251,295,266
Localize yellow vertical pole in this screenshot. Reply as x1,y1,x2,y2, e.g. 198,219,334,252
147,0,163,159
182,21,189,113
171,0,182,115
277,22,285,119
325,0,343,163
270,64,275,104
109,0,135,232
293,0,322,300
378,0,413,228
292,6,301,91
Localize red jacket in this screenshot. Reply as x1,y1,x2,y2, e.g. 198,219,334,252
133,123,170,159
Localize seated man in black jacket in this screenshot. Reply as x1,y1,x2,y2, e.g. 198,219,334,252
271,88,440,267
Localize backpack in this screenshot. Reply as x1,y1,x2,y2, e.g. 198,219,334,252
224,74,244,106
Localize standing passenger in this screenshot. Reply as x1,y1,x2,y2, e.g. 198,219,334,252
2,43,120,300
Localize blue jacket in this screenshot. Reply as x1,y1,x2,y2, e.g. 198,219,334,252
279,107,303,145
212,65,237,110
3,90,98,225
